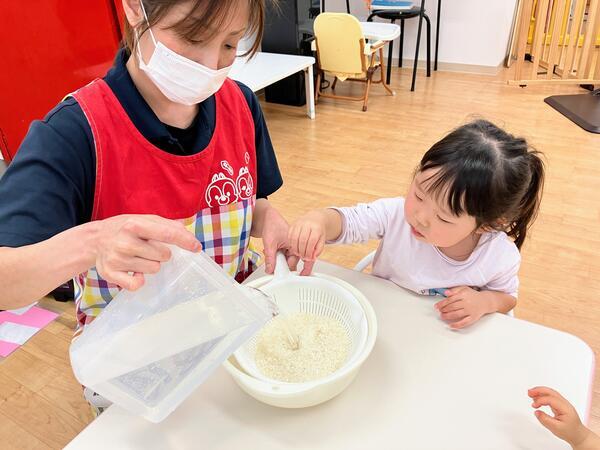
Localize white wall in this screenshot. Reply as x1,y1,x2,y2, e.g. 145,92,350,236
324,0,518,68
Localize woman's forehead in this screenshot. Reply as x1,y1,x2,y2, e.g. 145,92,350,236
160,0,250,38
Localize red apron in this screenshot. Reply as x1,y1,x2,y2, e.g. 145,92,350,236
71,78,259,331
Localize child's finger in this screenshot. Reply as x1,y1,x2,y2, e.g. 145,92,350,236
439,303,464,314
531,395,559,409
449,315,474,330
435,297,453,310
287,225,302,257
531,395,570,415
434,300,445,311
440,309,466,322
444,288,456,296
528,386,561,399
436,296,463,312
314,239,325,260
292,228,311,259
298,227,313,259
306,229,322,260
300,259,316,276
444,286,468,296
534,410,561,430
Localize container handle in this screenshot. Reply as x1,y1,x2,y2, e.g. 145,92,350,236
273,251,291,281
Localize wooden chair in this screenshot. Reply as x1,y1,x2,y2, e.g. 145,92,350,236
314,13,395,111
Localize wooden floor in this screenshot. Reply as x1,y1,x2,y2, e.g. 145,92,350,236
1,65,599,448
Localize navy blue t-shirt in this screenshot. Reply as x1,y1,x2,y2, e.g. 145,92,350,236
0,49,283,248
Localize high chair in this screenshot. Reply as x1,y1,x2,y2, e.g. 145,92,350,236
313,13,395,112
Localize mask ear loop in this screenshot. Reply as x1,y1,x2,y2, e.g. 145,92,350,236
135,1,158,69
138,0,158,47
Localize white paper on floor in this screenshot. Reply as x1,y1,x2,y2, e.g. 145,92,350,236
0,322,40,345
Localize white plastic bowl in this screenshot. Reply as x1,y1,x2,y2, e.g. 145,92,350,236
223,267,377,409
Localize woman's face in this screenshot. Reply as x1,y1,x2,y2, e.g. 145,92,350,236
135,0,249,70
404,169,480,249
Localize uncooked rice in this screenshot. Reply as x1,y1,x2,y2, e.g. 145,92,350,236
255,313,350,383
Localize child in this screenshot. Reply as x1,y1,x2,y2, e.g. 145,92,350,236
288,120,545,329
529,387,600,450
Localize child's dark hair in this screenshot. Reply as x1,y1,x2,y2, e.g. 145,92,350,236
418,119,545,250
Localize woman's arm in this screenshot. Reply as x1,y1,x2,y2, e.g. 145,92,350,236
0,223,96,309
0,215,201,310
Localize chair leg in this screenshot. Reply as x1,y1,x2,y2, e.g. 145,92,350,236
315,71,321,104
399,19,405,68
363,72,373,112
345,0,350,13
435,0,441,71
424,13,431,77
411,0,426,92
379,48,395,96
386,20,394,85
332,77,338,91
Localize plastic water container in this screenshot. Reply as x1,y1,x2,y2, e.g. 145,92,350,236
69,246,275,423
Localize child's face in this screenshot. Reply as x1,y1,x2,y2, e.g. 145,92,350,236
404,169,480,249
138,0,249,70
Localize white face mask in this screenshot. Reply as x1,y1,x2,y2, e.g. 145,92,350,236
136,2,233,105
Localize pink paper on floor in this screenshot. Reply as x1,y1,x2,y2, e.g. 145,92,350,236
0,306,59,357
0,341,20,357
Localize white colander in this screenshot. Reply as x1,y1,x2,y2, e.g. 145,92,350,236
234,253,370,385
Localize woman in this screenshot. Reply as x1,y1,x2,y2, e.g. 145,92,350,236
0,0,291,328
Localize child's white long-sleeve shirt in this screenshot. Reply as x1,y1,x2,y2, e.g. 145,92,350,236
331,197,520,297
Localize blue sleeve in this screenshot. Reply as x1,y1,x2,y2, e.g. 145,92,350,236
0,98,95,247
234,81,283,199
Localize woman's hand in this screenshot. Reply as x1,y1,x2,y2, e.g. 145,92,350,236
94,214,201,290
254,202,300,274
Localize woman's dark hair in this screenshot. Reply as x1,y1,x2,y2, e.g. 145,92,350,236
418,119,545,250
123,0,273,57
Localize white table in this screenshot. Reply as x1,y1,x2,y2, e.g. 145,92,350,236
361,21,401,42
65,262,594,450
298,21,400,42
229,52,316,120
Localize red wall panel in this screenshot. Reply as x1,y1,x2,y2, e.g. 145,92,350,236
0,0,123,161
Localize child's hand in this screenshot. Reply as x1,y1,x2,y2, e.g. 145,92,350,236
528,387,593,449
434,286,490,329
288,211,327,271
